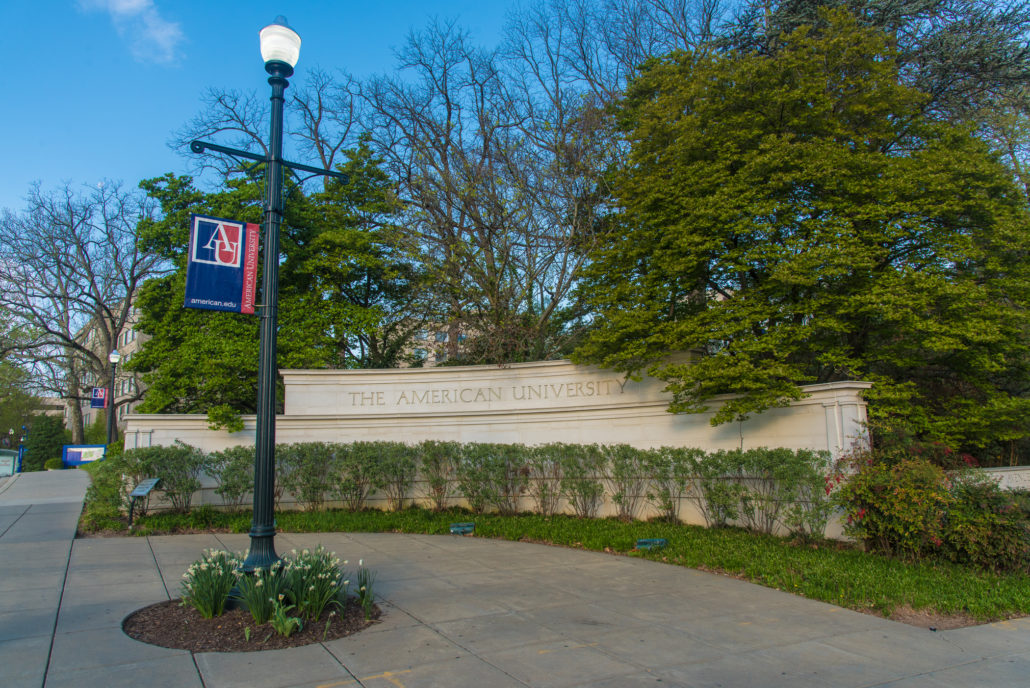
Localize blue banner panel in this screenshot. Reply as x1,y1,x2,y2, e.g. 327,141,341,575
184,214,259,314
62,445,107,467
90,387,108,409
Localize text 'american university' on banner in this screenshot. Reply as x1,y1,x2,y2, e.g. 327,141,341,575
184,214,260,314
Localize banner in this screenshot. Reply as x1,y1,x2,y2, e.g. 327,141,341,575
62,445,107,467
184,214,260,314
90,387,108,409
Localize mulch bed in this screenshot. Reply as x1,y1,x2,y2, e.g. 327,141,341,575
123,598,381,652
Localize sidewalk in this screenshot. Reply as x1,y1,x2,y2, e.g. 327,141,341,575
1,470,1029,687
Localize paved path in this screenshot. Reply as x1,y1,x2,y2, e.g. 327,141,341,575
1,471,1028,687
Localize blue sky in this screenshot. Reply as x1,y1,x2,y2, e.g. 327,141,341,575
1,1,514,214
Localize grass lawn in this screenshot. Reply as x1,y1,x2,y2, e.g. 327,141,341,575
110,504,1030,624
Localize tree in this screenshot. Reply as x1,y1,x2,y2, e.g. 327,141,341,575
130,146,426,428
0,183,167,442
168,3,733,365
724,0,1030,118
22,415,69,472
723,0,1030,194
574,10,1030,455
0,360,39,445
303,139,432,368
130,174,317,429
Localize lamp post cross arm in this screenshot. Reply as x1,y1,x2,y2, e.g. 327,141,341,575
189,140,349,182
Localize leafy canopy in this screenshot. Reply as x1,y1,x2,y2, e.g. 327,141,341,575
574,9,1030,453
130,144,425,429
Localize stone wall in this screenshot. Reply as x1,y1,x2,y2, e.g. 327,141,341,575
125,360,871,456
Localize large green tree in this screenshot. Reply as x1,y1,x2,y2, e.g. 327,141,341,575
574,10,1030,455
130,148,424,429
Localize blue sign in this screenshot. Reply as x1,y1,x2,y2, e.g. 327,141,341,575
62,445,107,467
90,387,108,409
184,214,259,314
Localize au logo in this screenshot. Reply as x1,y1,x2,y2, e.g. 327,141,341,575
192,219,243,268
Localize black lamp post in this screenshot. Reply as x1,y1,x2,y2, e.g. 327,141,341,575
243,16,303,573
106,349,121,445
189,17,346,573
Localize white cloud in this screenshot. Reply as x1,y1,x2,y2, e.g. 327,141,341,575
79,0,184,64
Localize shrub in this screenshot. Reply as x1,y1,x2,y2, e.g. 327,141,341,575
782,452,835,540
376,442,417,511
643,447,699,522
834,457,950,559
80,457,127,530
332,442,382,511
44,457,64,470
600,444,648,521
111,448,159,516
416,440,458,510
527,444,566,517
457,443,528,515
943,471,1030,572
684,450,746,528
22,415,69,472
208,445,254,513
278,442,338,511
121,443,206,513
733,448,831,535
558,443,606,518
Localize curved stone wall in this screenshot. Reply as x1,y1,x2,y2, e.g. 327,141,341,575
125,360,870,456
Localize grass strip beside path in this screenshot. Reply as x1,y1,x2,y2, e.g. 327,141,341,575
121,506,1030,623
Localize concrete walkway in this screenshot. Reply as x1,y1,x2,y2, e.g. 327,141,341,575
1,471,1028,687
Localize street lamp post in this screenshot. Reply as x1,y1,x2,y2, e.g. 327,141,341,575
106,349,121,445
243,16,302,573
190,17,346,573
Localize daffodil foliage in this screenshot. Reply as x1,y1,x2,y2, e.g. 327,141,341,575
575,10,1030,453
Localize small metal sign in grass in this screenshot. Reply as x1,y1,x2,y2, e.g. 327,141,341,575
635,538,668,551
450,522,475,535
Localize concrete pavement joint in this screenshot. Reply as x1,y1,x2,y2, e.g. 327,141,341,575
40,515,76,687
147,534,173,600
0,504,28,538
0,473,18,497
318,639,366,688
189,653,209,688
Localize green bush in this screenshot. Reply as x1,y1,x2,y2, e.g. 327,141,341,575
416,440,458,510
733,448,832,536
643,447,699,522
558,443,606,518
22,415,70,472
120,443,206,513
684,450,746,528
376,441,417,511
600,444,648,521
457,443,528,515
527,444,566,517
278,442,338,511
44,457,64,470
782,455,835,540
332,442,382,511
943,471,1029,572
834,457,951,560
208,445,254,513
80,455,132,530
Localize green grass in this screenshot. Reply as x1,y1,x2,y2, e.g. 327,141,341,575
115,506,1030,623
